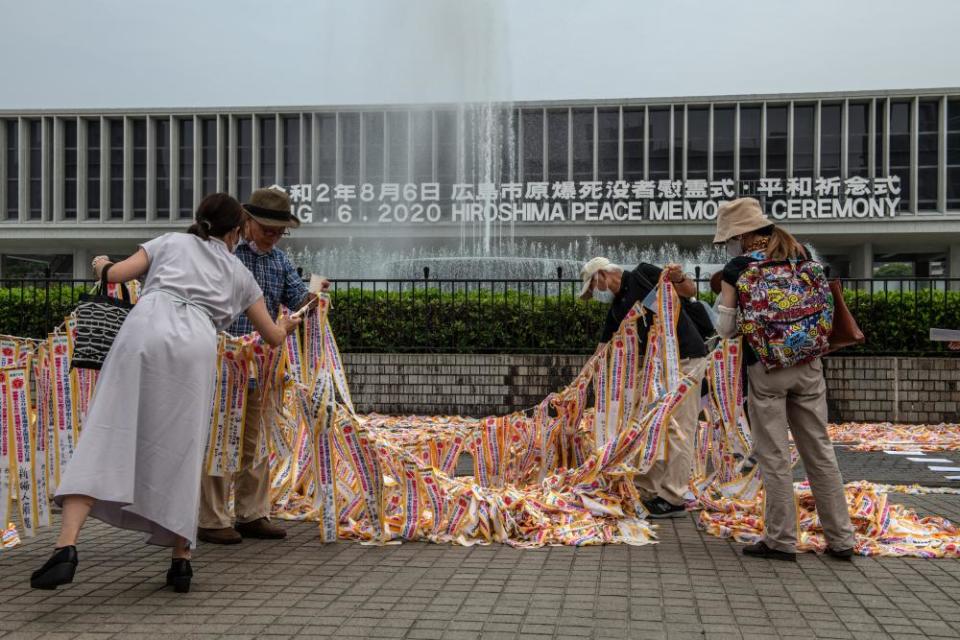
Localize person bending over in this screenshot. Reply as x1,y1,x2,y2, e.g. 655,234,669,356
32,194,301,593
579,257,708,518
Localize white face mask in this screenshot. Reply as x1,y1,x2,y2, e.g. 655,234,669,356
725,238,743,258
592,288,615,304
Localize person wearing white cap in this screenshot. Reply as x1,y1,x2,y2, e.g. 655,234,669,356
713,197,855,562
579,257,708,518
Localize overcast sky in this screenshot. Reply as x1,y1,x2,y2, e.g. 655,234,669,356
1,0,957,110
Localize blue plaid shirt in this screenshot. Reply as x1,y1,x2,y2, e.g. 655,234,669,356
228,241,308,336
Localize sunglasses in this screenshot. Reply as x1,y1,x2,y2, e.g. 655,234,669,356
254,222,290,237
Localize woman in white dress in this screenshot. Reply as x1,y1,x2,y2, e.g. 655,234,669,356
30,193,301,593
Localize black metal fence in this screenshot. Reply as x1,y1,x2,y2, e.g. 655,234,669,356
2,276,959,356
0,278,92,340
325,276,600,354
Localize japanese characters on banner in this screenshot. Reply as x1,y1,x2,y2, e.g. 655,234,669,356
281,176,902,225
0,366,9,530
205,337,250,477
6,365,38,537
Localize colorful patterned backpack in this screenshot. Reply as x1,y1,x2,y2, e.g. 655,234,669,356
736,251,834,370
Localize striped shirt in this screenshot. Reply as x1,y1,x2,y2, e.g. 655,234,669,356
227,241,308,336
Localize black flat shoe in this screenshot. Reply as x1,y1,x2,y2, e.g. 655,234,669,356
643,497,688,519
742,541,797,562
166,558,192,593
826,547,855,561
30,546,78,589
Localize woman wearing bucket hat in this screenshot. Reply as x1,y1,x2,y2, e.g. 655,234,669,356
713,197,855,562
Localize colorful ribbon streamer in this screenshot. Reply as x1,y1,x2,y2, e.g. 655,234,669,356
2,282,960,557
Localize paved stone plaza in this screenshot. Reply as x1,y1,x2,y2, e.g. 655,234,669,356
3,451,960,640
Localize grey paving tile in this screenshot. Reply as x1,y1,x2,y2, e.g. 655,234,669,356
0,475,958,640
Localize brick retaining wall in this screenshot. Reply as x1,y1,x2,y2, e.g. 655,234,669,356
342,353,587,417
823,357,960,424
342,353,960,424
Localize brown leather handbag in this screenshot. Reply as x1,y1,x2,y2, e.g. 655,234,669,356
827,279,864,351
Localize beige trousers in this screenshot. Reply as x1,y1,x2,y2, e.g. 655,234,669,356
747,358,856,553
198,389,271,529
637,357,706,506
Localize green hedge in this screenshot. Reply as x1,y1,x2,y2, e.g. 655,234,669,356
326,287,960,355
0,284,86,339
839,288,960,355
694,288,960,355
2,284,957,356
328,289,607,353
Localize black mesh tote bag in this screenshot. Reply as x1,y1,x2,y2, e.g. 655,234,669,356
71,273,134,370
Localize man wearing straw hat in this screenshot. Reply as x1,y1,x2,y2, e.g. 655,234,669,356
579,258,709,518
198,187,327,544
